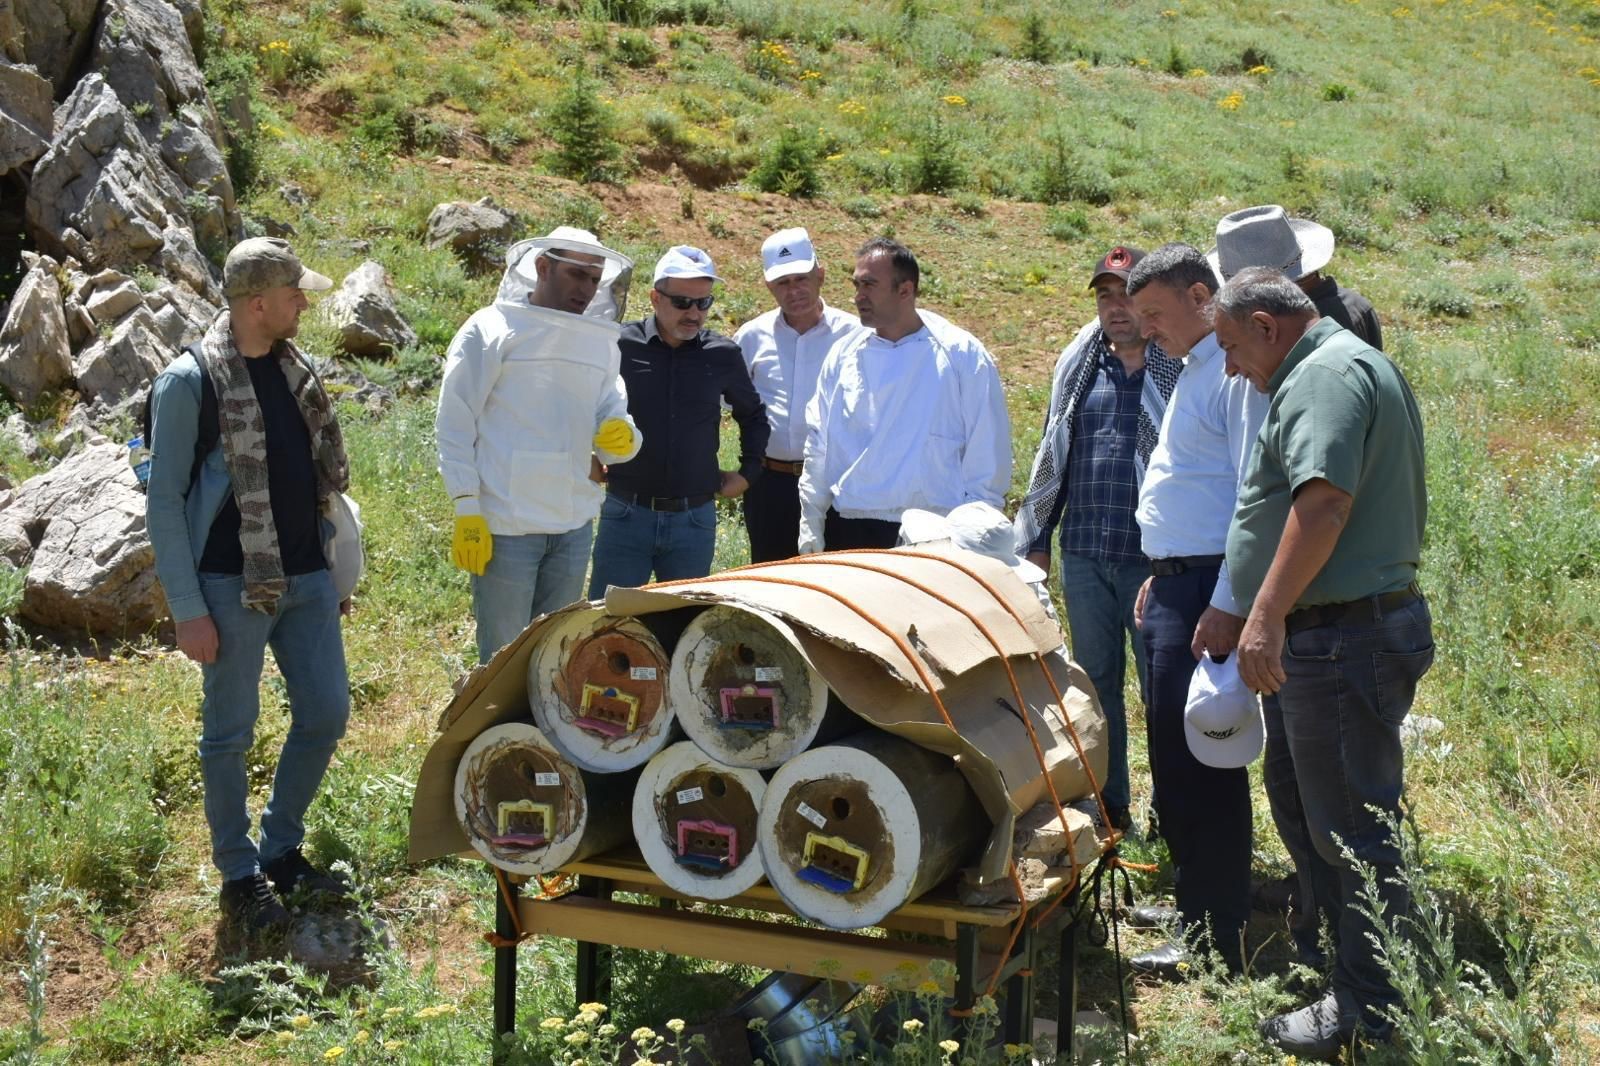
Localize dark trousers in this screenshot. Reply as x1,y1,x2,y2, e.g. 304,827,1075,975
742,468,801,563
1141,563,1251,968
1268,595,1433,1028
1262,692,1337,965
823,509,901,551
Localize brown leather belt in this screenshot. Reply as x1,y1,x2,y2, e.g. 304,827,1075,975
761,457,804,476
1284,584,1424,635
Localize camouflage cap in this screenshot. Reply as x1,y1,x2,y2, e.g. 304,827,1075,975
222,237,334,299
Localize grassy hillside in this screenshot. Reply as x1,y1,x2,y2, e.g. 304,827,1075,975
2,0,1599,1061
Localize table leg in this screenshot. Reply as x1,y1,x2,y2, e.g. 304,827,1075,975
1003,922,1036,1046
492,874,520,1063
1057,888,1081,1065
953,923,979,1042
574,876,614,1008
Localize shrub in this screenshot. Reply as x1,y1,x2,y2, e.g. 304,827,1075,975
909,116,964,194
748,125,821,197
1322,81,1354,101
1032,129,1112,205
1017,10,1054,63
1163,40,1188,76
1045,205,1090,242
1404,278,1475,318
839,194,883,219
615,29,660,67
546,69,621,182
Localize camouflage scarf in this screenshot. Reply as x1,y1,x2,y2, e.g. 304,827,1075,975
200,311,350,613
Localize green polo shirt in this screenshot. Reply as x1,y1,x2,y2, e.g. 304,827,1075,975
1226,317,1426,614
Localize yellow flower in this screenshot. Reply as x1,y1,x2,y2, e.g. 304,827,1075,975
1248,64,1274,75
353,1030,370,1045
1219,90,1245,110
566,1031,591,1046
291,1015,313,1030
541,1017,567,1031
1392,4,1413,14
1187,67,1208,77
942,94,968,106
274,1031,296,1046
598,1023,618,1037
575,1011,599,1026
917,979,942,995
1160,8,1179,16
323,1049,346,1062
415,1006,440,1020
903,1018,925,1033
826,152,843,161
351,1008,366,1019
940,1039,961,1053
631,1026,658,1043
383,1040,406,1052
877,148,890,155
666,1019,686,1034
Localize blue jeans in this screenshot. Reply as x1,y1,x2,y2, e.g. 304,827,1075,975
197,569,350,882
1058,552,1149,812
587,495,717,599
1269,595,1433,1029
472,523,593,663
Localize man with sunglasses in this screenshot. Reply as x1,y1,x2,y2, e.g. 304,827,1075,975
588,246,768,597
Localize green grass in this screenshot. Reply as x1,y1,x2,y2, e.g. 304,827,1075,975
3,0,1600,1060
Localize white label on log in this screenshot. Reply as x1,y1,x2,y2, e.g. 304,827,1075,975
796,801,826,829
534,772,561,787
630,666,658,681
754,666,783,682
675,786,705,805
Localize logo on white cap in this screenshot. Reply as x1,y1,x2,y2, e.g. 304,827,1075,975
1183,655,1265,768
761,227,816,282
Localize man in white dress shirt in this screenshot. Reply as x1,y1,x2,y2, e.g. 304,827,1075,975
735,227,862,562
1124,242,1267,978
798,237,1011,552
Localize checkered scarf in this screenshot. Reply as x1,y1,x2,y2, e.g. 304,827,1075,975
200,311,349,613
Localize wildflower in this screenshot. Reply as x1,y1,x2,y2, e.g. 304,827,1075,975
292,1014,313,1030
1160,8,1179,16
351,1008,366,1019
383,1040,406,1052
1176,960,1191,973
1187,67,1207,77
1248,64,1273,75
747,1017,768,1031
431,1003,459,1018
541,1017,567,1031
575,1010,600,1026
877,148,890,155
942,94,968,106
1219,90,1245,110
566,1031,591,1046
801,70,822,80
632,1026,658,1043
323,1049,346,1062
903,1018,925,1033
826,152,843,161
415,1006,440,1020
917,979,942,995
1392,4,1413,14
666,1019,686,1034
940,1039,960,1053
274,1031,296,1046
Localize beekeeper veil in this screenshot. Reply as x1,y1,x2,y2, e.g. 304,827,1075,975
499,226,635,322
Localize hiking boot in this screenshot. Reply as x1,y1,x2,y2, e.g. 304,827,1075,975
1259,992,1362,1061
261,846,350,900
220,872,291,934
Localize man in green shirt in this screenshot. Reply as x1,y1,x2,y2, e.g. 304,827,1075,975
1215,267,1434,1060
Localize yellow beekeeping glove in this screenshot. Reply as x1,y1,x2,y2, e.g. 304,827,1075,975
593,417,634,455
452,514,493,575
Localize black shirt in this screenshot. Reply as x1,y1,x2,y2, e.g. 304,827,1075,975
1305,275,1384,351
199,354,326,576
608,316,769,498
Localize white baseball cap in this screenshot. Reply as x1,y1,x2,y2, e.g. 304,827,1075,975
1183,655,1264,768
652,245,721,285
898,502,1047,585
761,227,817,282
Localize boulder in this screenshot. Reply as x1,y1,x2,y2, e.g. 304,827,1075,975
141,282,216,349
8,0,100,96
86,279,144,322
25,74,223,301
63,295,96,348
5,441,168,636
73,306,169,404
0,257,73,407
0,58,53,175
1,413,45,462
322,260,416,358
425,195,516,271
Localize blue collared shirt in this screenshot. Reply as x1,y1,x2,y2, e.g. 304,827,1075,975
1060,348,1146,564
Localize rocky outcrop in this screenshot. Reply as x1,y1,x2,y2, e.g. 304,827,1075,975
8,0,100,96
72,305,168,403
0,440,167,636
26,74,222,300
0,255,74,407
322,260,416,357
425,195,516,272
0,58,53,174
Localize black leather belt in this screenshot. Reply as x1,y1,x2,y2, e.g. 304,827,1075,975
762,457,804,476
607,489,715,512
1149,554,1224,577
1285,584,1423,635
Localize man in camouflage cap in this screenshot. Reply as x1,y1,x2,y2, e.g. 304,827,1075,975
147,237,354,935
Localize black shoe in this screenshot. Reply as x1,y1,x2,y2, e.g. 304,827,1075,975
220,872,291,934
1253,873,1297,914
1106,805,1134,833
261,846,350,900
1128,939,1191,980
1121,902,1177,931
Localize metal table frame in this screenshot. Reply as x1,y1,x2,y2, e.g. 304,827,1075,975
489,852,1087,1063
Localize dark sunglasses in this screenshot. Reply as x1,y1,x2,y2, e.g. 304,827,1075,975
659,293,714,311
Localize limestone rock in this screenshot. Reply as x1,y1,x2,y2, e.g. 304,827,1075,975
141,282,216,349
26,74,222,300
73,307,169,404
322,260,416,358
63,295,96,348
8,0,100,95
1,413,45,462
0,258,73,407
87,279,144,322
425,195,516,271
0,58,53,174
12,441,167,636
